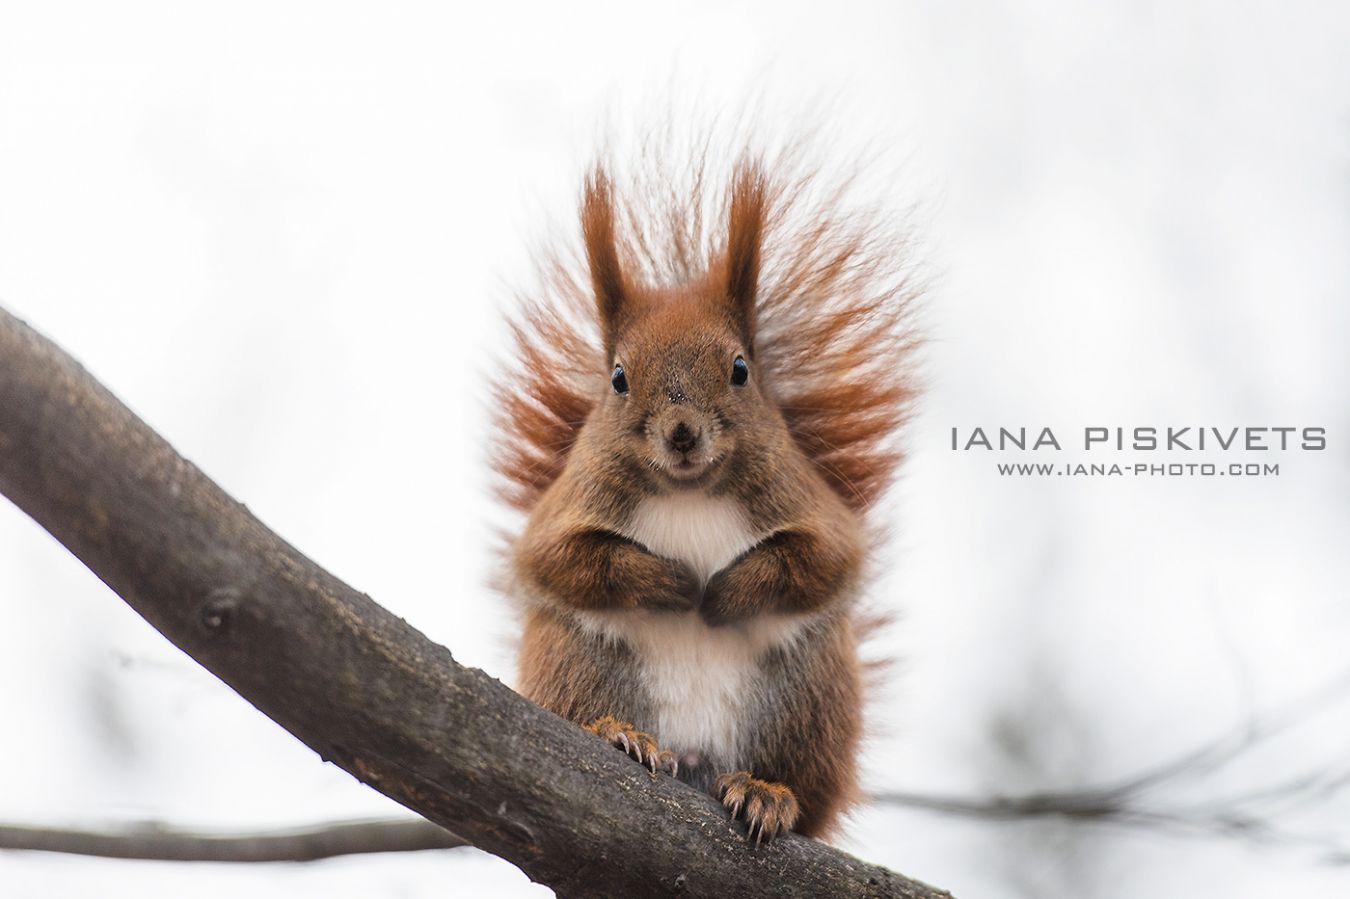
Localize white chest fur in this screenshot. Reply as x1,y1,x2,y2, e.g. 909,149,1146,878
576,492,808,767
624,492,758,584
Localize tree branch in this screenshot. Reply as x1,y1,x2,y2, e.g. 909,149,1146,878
0,306,949,899
0,819,466,863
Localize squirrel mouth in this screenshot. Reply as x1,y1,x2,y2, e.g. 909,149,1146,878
660,452,722,483
669,458,704,477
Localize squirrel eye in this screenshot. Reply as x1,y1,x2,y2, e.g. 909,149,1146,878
730,356,748,386
611,364,629,395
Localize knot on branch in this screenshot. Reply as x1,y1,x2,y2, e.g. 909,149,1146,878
199,587,241,635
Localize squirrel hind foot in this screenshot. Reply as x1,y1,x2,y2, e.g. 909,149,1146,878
714,771,800,845
584,715,679,777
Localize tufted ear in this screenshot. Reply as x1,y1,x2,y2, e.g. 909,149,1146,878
723,163,766,355
581,167,627,353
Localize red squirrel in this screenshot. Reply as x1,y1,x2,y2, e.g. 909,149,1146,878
496,145,916,843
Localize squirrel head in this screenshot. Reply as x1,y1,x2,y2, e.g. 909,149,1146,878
579,165,778,489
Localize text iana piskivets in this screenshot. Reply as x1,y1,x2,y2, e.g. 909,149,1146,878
951,427,1327,452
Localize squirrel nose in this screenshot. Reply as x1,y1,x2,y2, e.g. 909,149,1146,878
668,422,699,454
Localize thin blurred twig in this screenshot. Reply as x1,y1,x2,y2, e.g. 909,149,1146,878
872,666,1350,865
0,819,466,862
9,717,1350,865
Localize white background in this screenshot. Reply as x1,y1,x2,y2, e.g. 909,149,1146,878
2,2,1349,897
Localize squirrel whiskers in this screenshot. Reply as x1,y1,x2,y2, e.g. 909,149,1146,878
495,137,918,843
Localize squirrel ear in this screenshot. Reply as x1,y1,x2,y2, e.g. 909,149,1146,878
581,168,627,351
724,163,765,354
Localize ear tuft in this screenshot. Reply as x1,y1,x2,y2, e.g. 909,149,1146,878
581,167,627,351
724,162,766,354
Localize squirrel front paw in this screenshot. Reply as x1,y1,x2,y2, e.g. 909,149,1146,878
642,559,702,613
585,715,679,776
699,564,764,626
715,771,800,844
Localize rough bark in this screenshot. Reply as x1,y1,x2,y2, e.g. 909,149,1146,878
0,306,950,898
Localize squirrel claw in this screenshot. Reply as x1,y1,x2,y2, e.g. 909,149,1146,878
714,771,799,845
585,715,676,778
